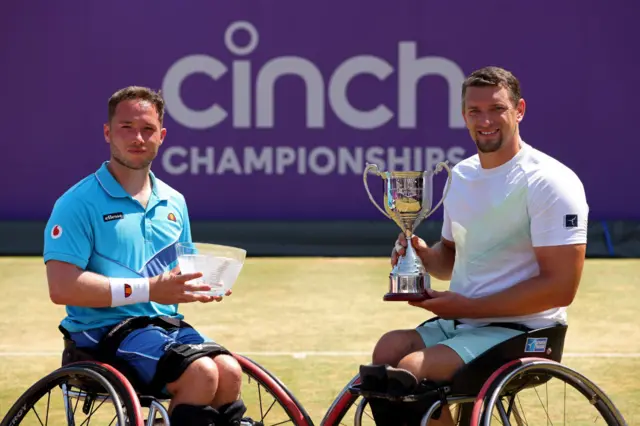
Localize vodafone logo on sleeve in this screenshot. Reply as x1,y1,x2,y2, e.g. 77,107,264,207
51,225,63,239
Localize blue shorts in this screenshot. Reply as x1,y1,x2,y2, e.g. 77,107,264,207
416,319,525,364
70,323,212,392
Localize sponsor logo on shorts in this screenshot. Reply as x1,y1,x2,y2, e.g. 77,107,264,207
51,225,63,239
525,337,548,353
124,284,132,298
168,212,177,222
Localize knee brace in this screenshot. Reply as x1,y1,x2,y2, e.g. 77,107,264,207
170,404,220,426
152,342,231,389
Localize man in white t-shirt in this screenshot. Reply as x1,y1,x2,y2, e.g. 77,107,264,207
365,66,589,425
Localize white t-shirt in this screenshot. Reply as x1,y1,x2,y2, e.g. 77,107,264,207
441,141,588,329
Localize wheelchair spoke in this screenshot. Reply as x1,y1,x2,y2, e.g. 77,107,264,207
261,398,278,421
256,382,263,419
250,380,294,425
78,396,109,426
29,405,46,426
268,420,294,426
515,395,529,426
72,388,83,418
28,388,52,426
236,358,311,426
45,389,51,426
533,384,554,425
564,380,567,425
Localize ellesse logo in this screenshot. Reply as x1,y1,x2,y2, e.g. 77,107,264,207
124,284,132,298
103,212,124,222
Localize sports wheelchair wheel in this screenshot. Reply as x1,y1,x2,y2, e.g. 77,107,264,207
471,358,627,426
0,361,145,426
2,354,312,426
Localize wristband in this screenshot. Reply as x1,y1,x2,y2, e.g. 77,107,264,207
109,277,150,307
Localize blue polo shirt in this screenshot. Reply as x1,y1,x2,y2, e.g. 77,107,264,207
43,161,192,332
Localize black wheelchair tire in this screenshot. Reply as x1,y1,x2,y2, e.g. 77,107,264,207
473,359,627,426
0,364,139,426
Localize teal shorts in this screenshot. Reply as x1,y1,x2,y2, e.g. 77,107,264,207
416,319,525,364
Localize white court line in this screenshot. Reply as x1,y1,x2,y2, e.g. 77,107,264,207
0,351,639,359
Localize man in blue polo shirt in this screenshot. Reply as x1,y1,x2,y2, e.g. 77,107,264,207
43,86,256,426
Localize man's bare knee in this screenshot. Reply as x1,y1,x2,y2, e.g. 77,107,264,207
397,344,464,382
372,330,424,367
167,356,219,405
213,355,242,392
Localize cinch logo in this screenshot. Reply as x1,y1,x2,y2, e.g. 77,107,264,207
162,21,466,130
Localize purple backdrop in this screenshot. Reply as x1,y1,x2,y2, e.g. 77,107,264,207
1,1,636,221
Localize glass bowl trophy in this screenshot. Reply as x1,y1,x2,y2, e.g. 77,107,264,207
363,162,452,301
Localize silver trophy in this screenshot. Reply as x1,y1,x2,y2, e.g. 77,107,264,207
363,162,452,301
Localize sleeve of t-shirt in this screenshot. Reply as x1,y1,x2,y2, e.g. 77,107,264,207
528,168,589,247
441,204,453,241
43,196,94,269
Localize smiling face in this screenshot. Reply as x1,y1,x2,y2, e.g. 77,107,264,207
463,85,525,154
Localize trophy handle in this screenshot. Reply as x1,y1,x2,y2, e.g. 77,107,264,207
363,163,392,220
421,161,453,221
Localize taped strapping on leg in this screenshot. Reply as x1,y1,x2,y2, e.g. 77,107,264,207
152,341,232,387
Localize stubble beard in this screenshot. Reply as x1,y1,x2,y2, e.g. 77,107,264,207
111,148,154,171
475,135,504,154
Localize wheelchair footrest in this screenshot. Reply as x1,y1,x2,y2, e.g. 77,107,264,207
348,383,448,403
355,364,451,402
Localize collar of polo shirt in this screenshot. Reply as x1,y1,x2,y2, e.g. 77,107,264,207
94,161,169,201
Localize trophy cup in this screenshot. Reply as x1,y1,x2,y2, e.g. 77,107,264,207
363,162,452,301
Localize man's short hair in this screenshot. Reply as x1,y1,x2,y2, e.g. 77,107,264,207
461,66,522,108
108,86,165,124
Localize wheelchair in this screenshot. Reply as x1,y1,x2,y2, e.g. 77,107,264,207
1,335,314,426
320,320,628,426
